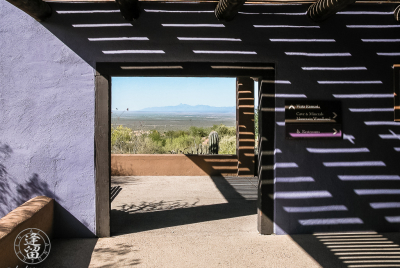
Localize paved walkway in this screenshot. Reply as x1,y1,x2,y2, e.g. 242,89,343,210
44,176,400,268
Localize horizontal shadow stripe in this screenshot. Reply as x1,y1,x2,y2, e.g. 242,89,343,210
286,52,351,56
260,12,306,15
145,9,213,13
350,108,393,112
57,10,119,14
307,148,369,153
370,202,400,209
318,81,382,84
88,37,148,41
362,39,400,42
323,161,385,167
284,205,347,213
347,25,400,28
275,162,298,168
254,25,319,28
261,94,307,98
385,216,400,223
333,94,393,98
338,11,392,15
103,50,165,54
178,37,241,41
270,39,334,42
73,23,132,27
377,52,400,56
276,177,314,183
193,50,256,54
302,67,367,71
275,191,332,199
339,175,400,181
365,121,400,126
162,24,225,27
299,218,363,225
355,189,400,195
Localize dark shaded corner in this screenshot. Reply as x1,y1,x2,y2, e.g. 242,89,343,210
41,237,98,268
53,201,96,238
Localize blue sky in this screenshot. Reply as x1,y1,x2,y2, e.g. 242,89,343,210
112,77,258,111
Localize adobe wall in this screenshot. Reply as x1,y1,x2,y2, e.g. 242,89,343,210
111,154,238,176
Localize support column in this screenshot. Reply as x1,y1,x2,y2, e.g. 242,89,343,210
236,77,255,177
257,76,275,235
95,72,111,237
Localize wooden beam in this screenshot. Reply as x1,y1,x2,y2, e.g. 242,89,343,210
115,0,140,21
236,77,255,177
6,0,51,21
307,0,356,22
395,5,400,22
215,0,246,21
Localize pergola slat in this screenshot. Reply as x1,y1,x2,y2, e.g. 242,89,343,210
307,0,356,22
6,0,52,21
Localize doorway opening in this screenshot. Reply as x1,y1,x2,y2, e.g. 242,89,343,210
94,62,275,237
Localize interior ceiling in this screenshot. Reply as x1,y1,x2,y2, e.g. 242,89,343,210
44,0,400,3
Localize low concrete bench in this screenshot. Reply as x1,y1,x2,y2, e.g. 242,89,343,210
0,196,54,267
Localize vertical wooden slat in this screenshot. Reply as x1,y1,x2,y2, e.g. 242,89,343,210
257,74,275,235
95,73,111,237
236,77,255,177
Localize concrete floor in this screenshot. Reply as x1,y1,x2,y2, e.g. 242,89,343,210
43,176,400,268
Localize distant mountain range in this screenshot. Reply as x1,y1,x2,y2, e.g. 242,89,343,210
140,104,235,113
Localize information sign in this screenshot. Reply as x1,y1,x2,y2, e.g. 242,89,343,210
285,100,342,139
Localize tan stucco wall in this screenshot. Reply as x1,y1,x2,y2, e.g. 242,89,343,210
0,196,54,268
111,154,238,176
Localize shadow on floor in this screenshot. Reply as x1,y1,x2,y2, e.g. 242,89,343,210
111,200,256,235
41,238,98,268
111,176,257,236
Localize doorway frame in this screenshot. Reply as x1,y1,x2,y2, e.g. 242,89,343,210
94,62,276,237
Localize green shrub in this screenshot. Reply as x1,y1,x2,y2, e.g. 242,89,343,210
211,124,235,136
219,135,236,154
111,124,236,155
189,126,208,137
